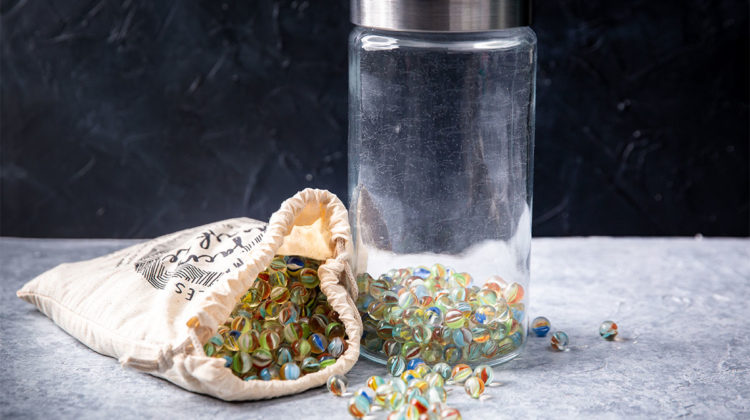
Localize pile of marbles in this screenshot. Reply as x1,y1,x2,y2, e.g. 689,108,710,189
203,255,348,380
328,358,496,419
357,264,527,365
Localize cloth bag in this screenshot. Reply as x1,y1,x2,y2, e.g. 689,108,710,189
17,189,362,401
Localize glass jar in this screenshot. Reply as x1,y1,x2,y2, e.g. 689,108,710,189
348,0,536,366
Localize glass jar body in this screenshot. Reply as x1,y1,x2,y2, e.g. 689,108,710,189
348,26,537,366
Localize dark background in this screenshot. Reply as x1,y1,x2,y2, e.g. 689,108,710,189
1,0,748,238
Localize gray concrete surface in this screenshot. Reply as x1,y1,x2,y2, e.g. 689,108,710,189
2,237,749,419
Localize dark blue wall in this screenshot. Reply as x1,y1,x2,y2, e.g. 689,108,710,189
1,0,748,238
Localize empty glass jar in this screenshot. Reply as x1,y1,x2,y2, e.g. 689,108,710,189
348,0,536,366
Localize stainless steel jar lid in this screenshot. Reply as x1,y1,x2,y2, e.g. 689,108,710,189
351,0,531,32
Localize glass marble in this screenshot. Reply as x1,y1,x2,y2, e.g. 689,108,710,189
531,316,551,337
401,342,421,360
599,320,618,340
326,322,346,338
277,303,298,325
383,340,402,357
260,366,279,381
444,309,465,329
421,343,442,364
401,370,419,382
477,289,498,306
299,267,320,289
432,363,452,380
367,375,387,391
393,325,414,343
319,355,336,368
285,256,305,276
443,345,462,364
423,372,444,388
301,356,320,373
409,395,430,415
504,282,524,304
473,364,494,385
375,383,394,406
387,355,407,376
348,394,371,418
452,328,472,347
280,362,300,380
425,307,443,327
328,336,345,357
406,358,425,371
327,374,348,396
450,272,472,288
224,335,239,352
413,363,431,378
464,376,485,398
473,305,497,325
450,364,472,383
270,286,290,304
238,332,257,353
440,407,463,420
251,348,273,369
354,387,375,404
276,347,293,365
283,323,304,343
259,330,281,351
471,326,491,343
369,278,391,300
308,333,328,354
310,314,329,333
403,404,420,420
551,331,569,351
292,338,312,359
412,324,432,344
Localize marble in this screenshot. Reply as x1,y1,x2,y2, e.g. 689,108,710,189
1,237,749,418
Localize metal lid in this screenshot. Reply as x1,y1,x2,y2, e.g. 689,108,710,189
351,0,531,32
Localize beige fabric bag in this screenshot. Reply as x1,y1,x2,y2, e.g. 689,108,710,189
17,189,362,401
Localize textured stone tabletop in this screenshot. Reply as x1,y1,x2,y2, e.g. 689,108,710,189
2,237,749,419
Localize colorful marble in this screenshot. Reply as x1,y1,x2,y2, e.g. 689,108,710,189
308,333,328,354
551,331,570,351
473,364,494,385
280,362,300,380
432,362,452,380
450,364,472,383
440,407,463,420
444,309,465,329
327,336,345,357
348,394,371,418
327,374,348,396
367,375,387,391
599,320,618,340
464,376,485,399
531,316,551,337
387,355,407,377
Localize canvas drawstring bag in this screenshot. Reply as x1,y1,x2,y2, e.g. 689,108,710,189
17,188,362,401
